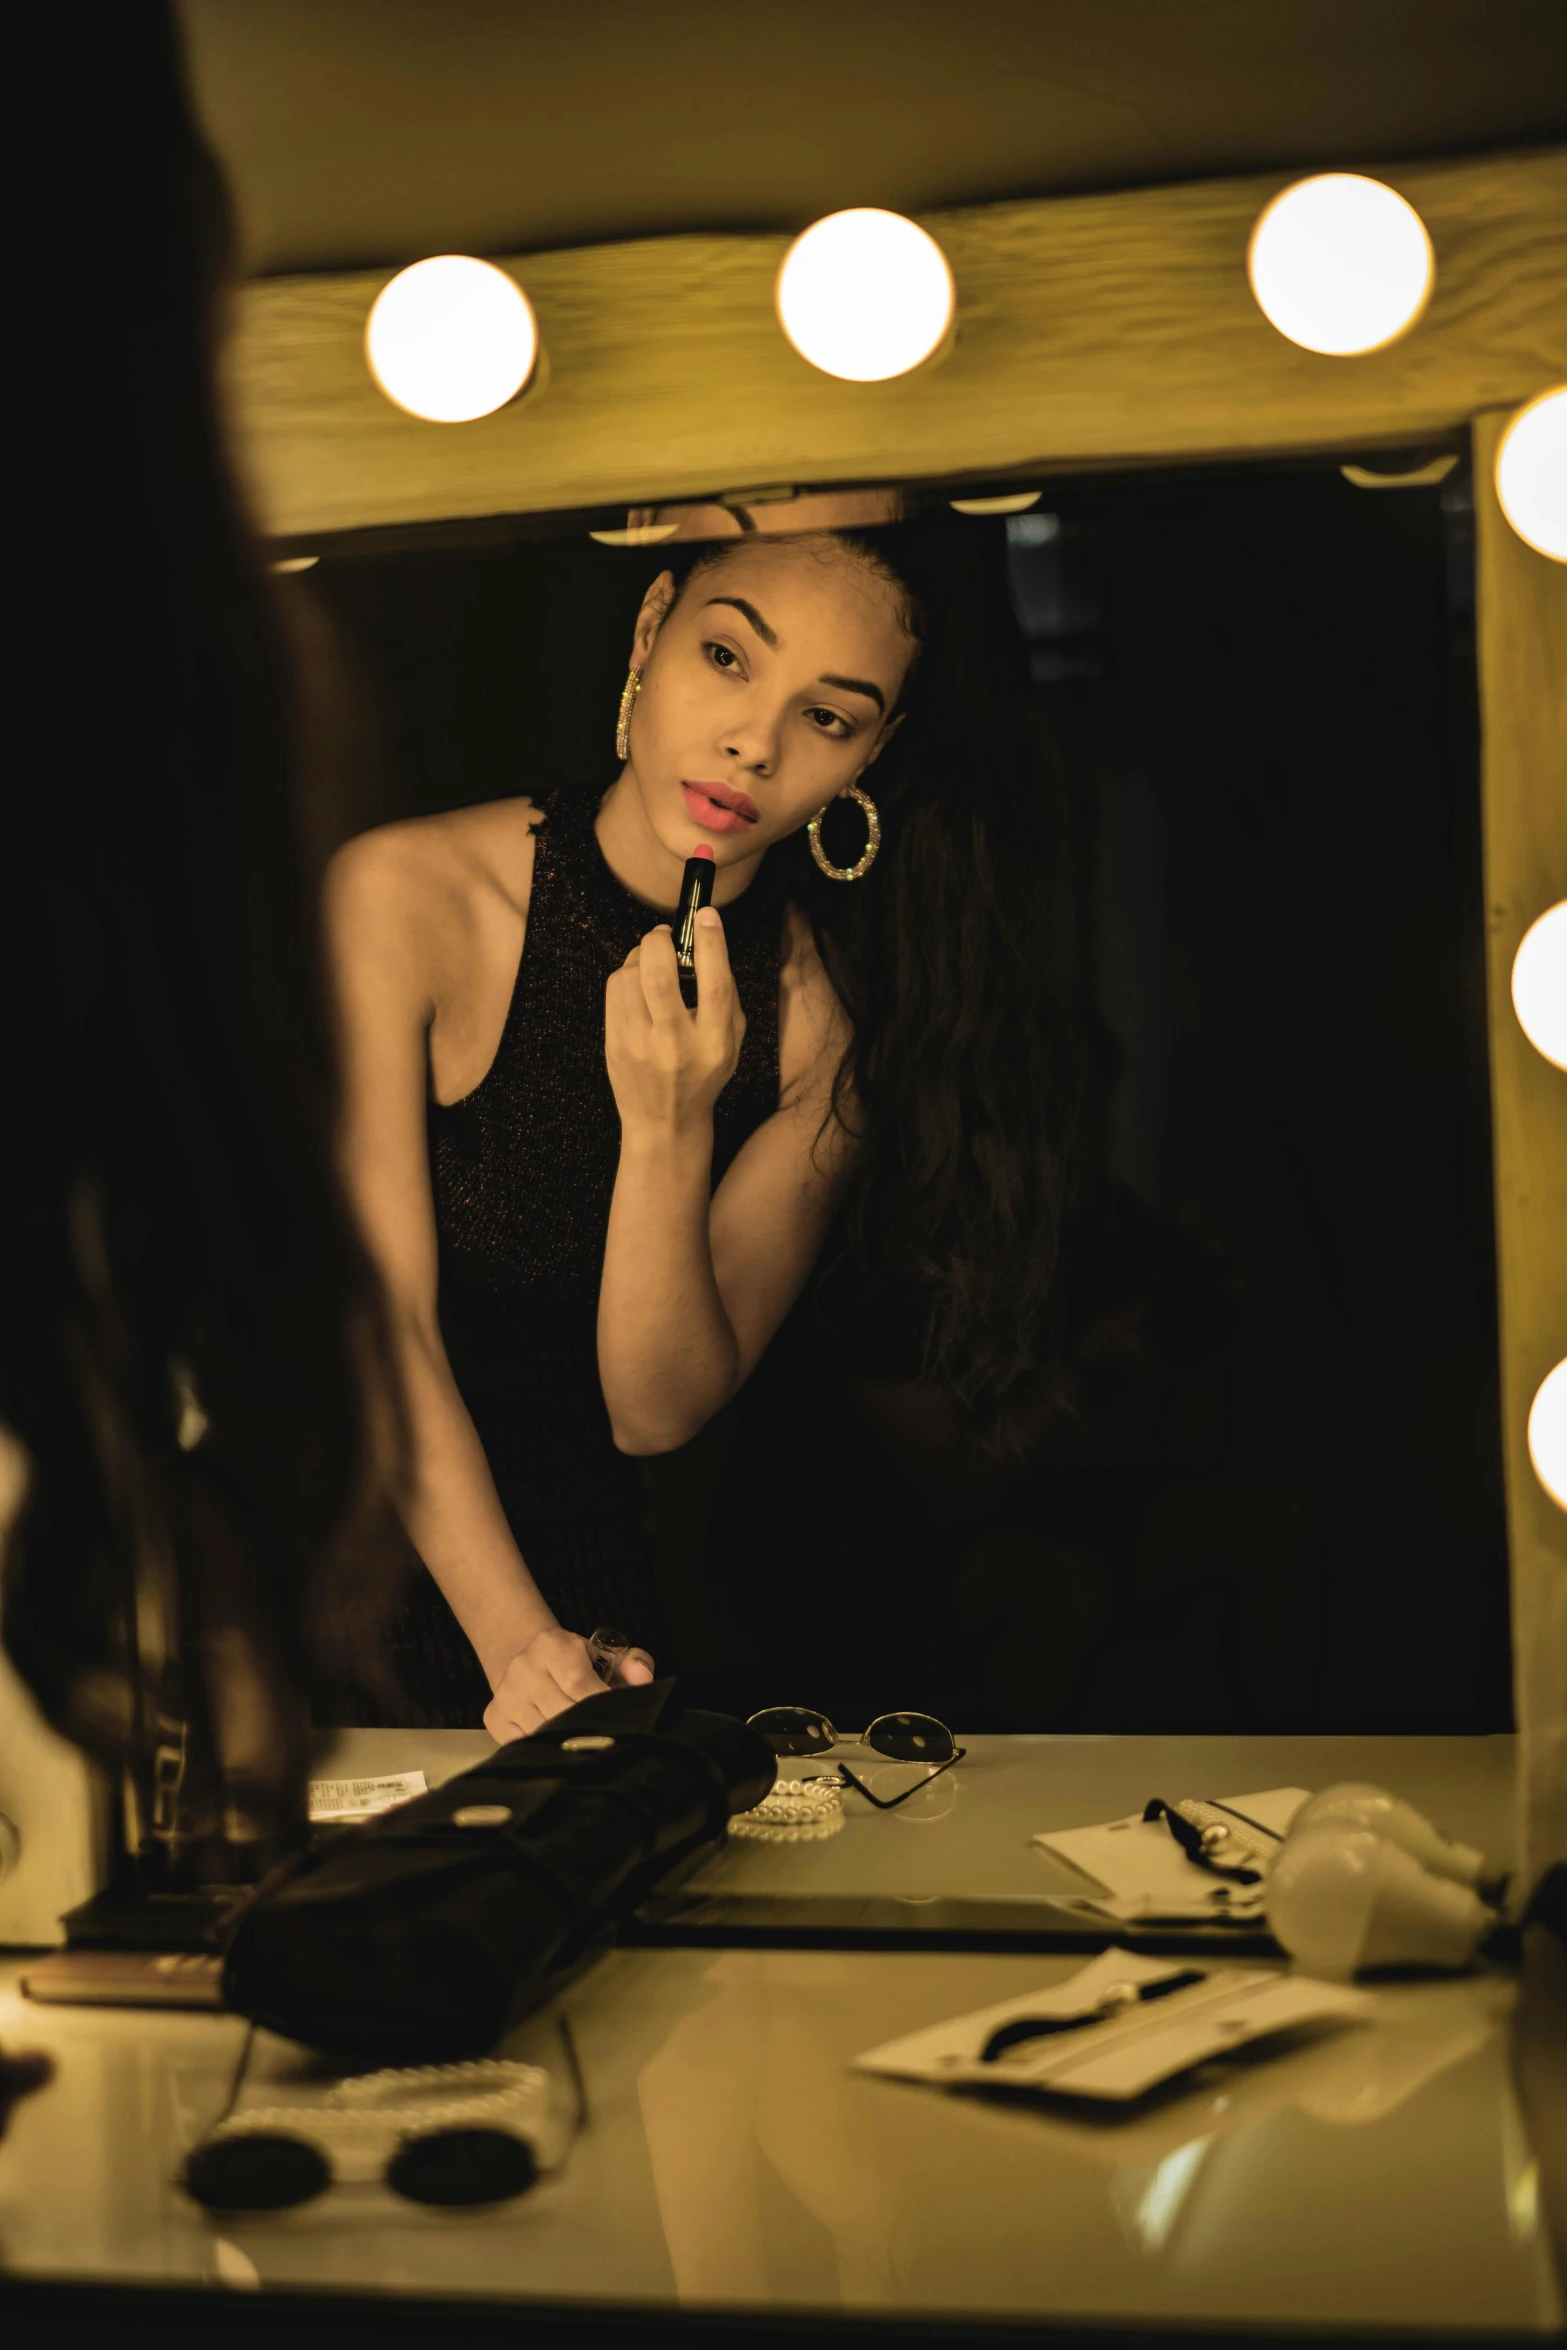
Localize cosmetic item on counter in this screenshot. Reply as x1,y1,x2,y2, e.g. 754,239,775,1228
1030,1787,1311,1925
674,844,715,1008
855,1948,1370,2102
222,1679,773,2061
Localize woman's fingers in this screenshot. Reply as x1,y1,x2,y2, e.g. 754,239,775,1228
544,1631,609,1705
691,908,737,1042
485,1626,606,1743
483,1683,540,1743
636,924,686,1024
483,1631,654,1746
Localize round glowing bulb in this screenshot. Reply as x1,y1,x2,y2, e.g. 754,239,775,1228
1512,902,1567,1070
1247,174,1434,355
776,209,954,383
1530,1359,1567,1512
1495,387,1567,562
950,491,1043,516
366,256,538,423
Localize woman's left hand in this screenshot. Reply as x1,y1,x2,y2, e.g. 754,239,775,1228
605,909,745,1139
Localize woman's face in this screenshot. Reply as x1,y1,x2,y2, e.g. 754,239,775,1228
623,538,915,869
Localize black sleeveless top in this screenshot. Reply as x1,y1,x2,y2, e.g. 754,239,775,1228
370,785,785,1726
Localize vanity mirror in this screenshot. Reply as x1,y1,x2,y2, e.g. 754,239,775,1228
228,138,1562,1869
280,452,1507,1742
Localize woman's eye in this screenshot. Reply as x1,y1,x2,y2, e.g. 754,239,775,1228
706,642,741,673
806,707,851,738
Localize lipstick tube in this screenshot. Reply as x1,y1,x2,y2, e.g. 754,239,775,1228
674,846,715,1008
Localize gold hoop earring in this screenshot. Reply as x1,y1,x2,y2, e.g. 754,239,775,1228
807,783,881,882
615,666,642,763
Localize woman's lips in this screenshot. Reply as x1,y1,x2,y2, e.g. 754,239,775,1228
681,781,759,834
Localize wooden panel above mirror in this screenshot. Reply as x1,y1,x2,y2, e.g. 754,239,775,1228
229,148,1567,540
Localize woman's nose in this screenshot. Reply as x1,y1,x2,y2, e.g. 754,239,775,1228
722,737,774,776
721,699,781,774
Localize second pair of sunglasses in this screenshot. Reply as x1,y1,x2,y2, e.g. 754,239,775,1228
746,1707,965,1810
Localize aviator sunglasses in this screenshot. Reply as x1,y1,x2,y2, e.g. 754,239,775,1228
746,1706,966,1811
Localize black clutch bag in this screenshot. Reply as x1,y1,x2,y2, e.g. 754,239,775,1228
221,1681,773,2060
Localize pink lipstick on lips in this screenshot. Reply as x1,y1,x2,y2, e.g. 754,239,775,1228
680,779,759,835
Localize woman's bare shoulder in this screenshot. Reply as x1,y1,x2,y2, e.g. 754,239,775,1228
326,798,544,950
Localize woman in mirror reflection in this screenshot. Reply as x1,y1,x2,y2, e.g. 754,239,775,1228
328,518,1076,1736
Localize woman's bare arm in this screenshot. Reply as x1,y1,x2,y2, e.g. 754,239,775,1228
324,823,631,1735
599,899,855,1453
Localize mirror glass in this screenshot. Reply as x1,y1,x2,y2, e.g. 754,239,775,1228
286,455,1507,1738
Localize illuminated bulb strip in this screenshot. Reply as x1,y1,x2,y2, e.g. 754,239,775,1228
777,210,954,383
1529,1359,1567,1512
951,492,1043,516
1494,387,1567,563
1247,175,1434,356
1512,903,1567,1071
366,256,539,423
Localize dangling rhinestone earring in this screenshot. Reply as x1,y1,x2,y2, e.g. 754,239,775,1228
808,782,881,882
615,666,642,763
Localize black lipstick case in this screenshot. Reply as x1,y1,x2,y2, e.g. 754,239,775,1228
673,855,716,1008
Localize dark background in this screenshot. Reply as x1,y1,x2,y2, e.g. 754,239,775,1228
296,454,1510,1735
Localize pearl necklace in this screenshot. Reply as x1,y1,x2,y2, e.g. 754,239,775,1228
728,1774,845,1842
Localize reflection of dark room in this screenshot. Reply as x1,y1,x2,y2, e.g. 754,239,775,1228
299,460,1508,1736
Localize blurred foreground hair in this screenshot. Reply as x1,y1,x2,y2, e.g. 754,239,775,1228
1,4,398,1857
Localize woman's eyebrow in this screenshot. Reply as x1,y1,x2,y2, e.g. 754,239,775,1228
818,672,886,714
703,595,778,648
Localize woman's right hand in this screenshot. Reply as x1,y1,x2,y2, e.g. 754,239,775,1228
483,1625,654,1743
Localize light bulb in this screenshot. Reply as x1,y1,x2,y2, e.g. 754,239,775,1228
1288,1783,1493,1894
1247,174,1434,356
950,492,1043,516
366,256,538,423
1529,1358,1567,1512
1512,902,1567,1069
1268,1826,1492,1978
1495,387,1567,562
776,210,954,383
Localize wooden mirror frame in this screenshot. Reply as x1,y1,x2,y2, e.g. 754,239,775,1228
229,145,1567,1872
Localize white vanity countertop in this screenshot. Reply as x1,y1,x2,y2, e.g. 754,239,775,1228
0,1732,1555,2338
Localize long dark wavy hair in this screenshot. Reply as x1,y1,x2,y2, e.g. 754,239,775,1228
2,5,395,1855
674,522,1082,1449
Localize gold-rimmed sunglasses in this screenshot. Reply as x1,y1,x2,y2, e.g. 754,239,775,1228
746,1707,966,1811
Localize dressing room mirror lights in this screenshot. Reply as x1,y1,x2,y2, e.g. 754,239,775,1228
1246,173,1435,356
775,208,955,382
358,186,1563,446
1511,902,1567,1071
1493,386,1567,563
1528,1359,1567,1513
366,255,539,423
